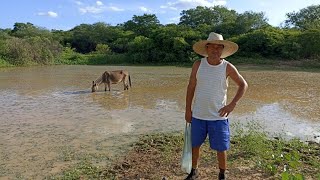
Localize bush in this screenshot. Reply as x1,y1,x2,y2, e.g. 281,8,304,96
56,47,88,65
232,28,285,57
298,29,320,59
86,53,127,65
0,56,13,67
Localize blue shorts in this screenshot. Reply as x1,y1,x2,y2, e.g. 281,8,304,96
191,117,230,151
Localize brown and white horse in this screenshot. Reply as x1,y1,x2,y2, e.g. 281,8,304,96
91,70,131,92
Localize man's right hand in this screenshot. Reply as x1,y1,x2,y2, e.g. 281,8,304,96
185,110,192,123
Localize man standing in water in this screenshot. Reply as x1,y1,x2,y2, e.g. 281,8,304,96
184,32,248,180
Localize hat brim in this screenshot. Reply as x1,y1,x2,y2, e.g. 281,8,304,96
193,40,238,58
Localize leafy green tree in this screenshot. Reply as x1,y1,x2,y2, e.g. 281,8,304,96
233,11,269,34
69,24,96,53
4,37,33,65
285,5,320,30
122,14,161,37
91,22,124,44
0,28,11,35
149,24,201,63
298,29,320,58
52,29,70,46
95,44,111,54
127,36,155,63
234,27,286,57
10,22,52,38
109,28,135,53
68,22,127,53
179,6,237,28
279,30,302,59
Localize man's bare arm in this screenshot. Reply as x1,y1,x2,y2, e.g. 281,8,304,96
185,60,200,122
219,63,248,117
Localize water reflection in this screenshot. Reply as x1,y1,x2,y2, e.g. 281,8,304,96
63,90,91,95
91,90,130,110
232,102,320,143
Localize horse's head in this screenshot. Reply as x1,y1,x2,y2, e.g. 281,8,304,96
91,81,98,92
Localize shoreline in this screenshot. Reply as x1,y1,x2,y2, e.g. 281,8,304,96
104,132,320,180
51,124,320,179
1,58,320,72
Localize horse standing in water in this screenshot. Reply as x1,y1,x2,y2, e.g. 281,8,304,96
91,70,131,92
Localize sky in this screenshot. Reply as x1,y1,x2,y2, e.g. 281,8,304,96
1,0,319,30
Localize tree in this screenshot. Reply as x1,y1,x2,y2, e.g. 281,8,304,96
95,44,111,54
285,5,320,30
298,29,320,58
233,11,269,34
127,36,155,63
69,24,96,53
123,14,161,37
10,22,51,38
234,27,286,57
179,6,237,28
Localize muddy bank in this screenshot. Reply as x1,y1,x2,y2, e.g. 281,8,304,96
103,132,319,180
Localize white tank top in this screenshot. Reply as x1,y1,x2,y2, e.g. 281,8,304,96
192,58,228,120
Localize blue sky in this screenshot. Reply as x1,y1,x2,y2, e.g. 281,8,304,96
1,0,319,30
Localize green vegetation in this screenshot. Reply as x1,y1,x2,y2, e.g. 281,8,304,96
0,5,320,68
51,161,102,180
49,121,320,179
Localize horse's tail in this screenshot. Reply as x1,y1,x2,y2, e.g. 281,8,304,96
129,75,132,87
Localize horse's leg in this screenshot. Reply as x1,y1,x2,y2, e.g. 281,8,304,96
126,76,129,90
123,76,129,90
123,78,126,90
104,83,107,91
107,82,111,91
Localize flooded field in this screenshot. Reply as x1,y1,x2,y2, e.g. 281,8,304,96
0,65,319,179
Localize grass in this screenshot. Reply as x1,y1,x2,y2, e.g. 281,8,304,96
48,121,320,179
0,57,13,68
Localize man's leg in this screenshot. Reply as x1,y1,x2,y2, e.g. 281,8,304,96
208,120,230,179
191,118,207,168
184,146,201,180
217,151,227,180
192,146,200,168
217,151,227,171
184,118,206,180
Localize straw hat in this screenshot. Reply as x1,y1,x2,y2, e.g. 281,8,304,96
193,32,238,58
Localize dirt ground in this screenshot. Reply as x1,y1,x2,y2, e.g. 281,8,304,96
105,150,272,180
103,135,274,180
102,132,319,180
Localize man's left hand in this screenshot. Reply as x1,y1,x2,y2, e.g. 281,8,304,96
218,102,236,117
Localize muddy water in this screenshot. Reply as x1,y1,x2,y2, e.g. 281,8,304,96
0,65,319,179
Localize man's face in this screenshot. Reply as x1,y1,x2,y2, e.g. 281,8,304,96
206,43,224,58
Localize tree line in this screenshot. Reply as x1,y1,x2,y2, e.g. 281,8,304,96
0,5,319,66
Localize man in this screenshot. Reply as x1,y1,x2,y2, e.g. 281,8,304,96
184,32,248,180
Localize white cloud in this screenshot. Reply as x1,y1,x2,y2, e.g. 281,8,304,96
37,11,58,18
160,5,178,11
79,6,105,14
139,6,151,12
161,0,227,11
96,1,103,6
75,1,83,5
77,1,124,14
109,6,124,11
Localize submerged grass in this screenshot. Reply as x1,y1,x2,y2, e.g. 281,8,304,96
50,121,320,179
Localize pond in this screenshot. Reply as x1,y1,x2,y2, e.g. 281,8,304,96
0,65,319,178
